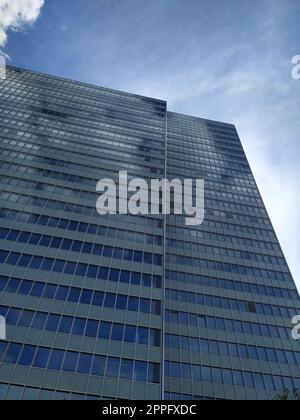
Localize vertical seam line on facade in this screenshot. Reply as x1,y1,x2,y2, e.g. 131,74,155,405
161,103,168,400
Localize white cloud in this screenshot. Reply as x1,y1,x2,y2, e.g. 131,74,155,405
0,0,44,47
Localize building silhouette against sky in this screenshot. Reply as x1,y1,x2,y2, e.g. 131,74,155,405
0,66,299,400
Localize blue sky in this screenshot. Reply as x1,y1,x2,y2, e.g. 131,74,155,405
1,0,300,289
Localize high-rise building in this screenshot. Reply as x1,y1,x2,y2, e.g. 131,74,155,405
0,66,299,400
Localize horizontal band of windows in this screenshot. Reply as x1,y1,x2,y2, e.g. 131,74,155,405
0,113,165,156
168,156,249,173
167,225,280,254
0,227,162,266
0,305,161,346
165,361,300,393
165,392,220,401
0,251,162,288
0,170,270,236
0,145,264,220
168,152,250,171
169,135,245,155
0,186,272,244
0,142,163,185
0,135,160,174
2,101,164,138
0,341,160,384
166,271,299,302
166,255,290,284
167,240,284,267
0,198,162,231
166,289,297,319
168,137,246,158
0,209,161,253
6,68,166,112
0,383,110,400
165,334,300,366
8,88,166,124
0,160,165,196
0,100,164,139
165,310,291,340
0,276,161,315
168,215,276,241
0,166,265,218
0,178,274,237
168,163,251,179
0,124,164,166
0,146,262,209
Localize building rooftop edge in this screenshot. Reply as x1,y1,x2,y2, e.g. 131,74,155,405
6,64,236,128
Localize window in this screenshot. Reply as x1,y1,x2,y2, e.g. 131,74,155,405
68,288,81,303
44,284,57,299
87,265,98,279
104,293,116,308
3,343,21,364
45,314,60,332
182,364,191,380
72,318,86,335
111,324,124,341
120,271,130,284
31,282,45,297
128,297,139,312
149,363,160,384
202,366,212,382
124,326,136,343
106,357,120,378
109,269,120,282
55,286,69,301
233,370,244,387
91,356,106,376
29,256,43,269
86,320,99,338
116,295,127,310
19,345,36,366
19,280,32,295
98,322,111,340
18,310,33,327
223,369,234,385
64,262,76,275
80,290,93,305
77,354,92,375
0,342,8,361
6,278,20,293
120,359,134,380
34,348,50,368
209,341,219,355
192,365,202,381
58,317,73,334
212,367,222,384
244,372,254,388
253,373,265,390
137,328,149,345
63,352,79,372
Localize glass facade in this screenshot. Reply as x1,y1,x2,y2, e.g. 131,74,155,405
0,66,299,400
165,112,300,400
